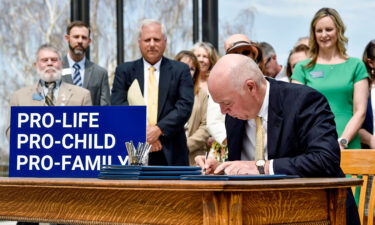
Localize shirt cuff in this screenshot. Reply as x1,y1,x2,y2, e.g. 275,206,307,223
269,159,274,175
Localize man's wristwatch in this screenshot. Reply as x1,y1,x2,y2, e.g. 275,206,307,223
256,160,266,174
338,138,348,148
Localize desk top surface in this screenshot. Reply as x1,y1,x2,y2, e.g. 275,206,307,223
0,177,362,192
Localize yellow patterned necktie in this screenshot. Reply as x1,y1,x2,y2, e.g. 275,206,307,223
147,66,158,125
255,116,264,161
45,81,56,106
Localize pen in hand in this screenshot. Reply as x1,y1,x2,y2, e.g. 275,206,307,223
202,152,208,175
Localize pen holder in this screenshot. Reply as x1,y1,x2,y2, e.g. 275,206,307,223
125,141,151,166
129,152,149,165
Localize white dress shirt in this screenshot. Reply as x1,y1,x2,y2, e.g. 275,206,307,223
206,94,227,144
275,66,289,82
40,79,62,101
241,80,275,174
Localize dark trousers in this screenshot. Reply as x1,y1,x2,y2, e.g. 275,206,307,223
148,151,168,165
17,223,38,225
346,188,361,225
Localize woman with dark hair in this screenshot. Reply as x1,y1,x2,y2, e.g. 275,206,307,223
285,44,310,78
175,50,209,165
359,40,375,148
292,7,369,149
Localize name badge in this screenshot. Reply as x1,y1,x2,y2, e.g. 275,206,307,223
62,68,72,76
310,71,324,78
32,93,44,101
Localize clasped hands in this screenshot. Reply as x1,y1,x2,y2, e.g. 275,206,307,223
146,125,163,152
195,155,269,175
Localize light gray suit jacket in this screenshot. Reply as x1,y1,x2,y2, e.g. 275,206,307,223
6,81,92,138
62,55,110,106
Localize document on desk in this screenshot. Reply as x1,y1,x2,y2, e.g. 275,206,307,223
99,165,202,180
180,174,299,180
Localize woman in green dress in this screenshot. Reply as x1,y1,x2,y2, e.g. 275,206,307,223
291,8,369,149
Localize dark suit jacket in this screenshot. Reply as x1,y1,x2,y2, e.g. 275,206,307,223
225,78,359,225
363,97,373,133
360,96,373,148
62,56,110,106
111,57,194,166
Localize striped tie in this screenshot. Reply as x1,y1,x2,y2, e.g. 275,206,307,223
45,82,56,106
73,63,82,86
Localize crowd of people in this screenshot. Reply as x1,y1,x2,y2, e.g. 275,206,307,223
7,7,375,224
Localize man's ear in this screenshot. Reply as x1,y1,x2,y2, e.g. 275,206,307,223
245,79,256,95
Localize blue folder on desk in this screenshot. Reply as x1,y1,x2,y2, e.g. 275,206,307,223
101,165,201,171
99,165,202,180
180,175,229,180
99,165,299,180
180,174,299,180
98,174,182,180
100,170,202,176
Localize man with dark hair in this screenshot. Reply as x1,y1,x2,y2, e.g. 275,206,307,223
111,19,194,166
62,21,110,106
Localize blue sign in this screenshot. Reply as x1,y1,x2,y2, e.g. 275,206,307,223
9,106,146,178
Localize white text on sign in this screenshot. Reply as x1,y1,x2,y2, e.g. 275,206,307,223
17,133,116,149
17,112,100,128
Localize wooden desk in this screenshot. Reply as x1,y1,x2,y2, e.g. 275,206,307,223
0,177,361,225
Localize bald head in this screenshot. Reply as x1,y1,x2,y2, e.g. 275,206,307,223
224,34,251,52
209,54,264,91
208,54,266,120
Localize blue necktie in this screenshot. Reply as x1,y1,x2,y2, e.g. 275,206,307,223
73,63,82,87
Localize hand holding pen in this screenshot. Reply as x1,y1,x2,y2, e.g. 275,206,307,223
202,152,209,174
195,153,220,175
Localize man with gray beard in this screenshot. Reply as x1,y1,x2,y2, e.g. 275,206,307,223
6,44,92,140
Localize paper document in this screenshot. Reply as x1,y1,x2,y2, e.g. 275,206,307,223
128,79,145,105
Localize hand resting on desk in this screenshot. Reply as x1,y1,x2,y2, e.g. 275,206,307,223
195,155,270,175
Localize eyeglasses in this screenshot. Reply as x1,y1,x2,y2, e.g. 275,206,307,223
230,49,255,57
226,41,260,63
239,49,253,56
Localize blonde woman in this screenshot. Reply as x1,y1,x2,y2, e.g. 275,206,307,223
192,42,219,93
175,50,209,165
292,7,368,149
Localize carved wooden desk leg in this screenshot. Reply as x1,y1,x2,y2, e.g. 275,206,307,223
202,192,243,225
328,188,347,225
